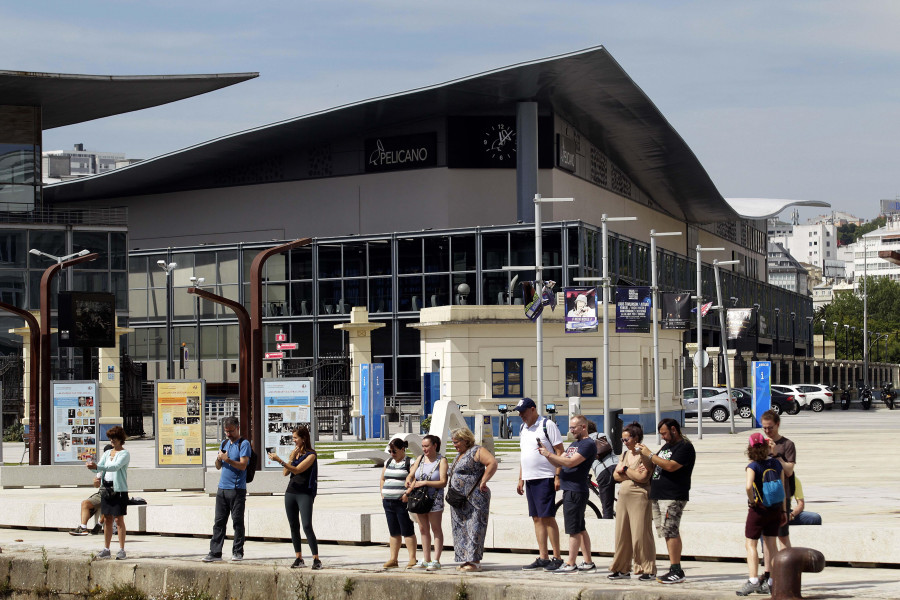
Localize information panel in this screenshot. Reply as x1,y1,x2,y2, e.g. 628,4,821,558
751,361,772,428
261,378,314,470
52,380,99,464
155,380,206,467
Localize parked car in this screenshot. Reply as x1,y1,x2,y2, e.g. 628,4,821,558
682,387,737,422
794,384,834,412
733,387,800,418
770,385,806,414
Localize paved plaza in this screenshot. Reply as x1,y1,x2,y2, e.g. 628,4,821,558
0,408,898,599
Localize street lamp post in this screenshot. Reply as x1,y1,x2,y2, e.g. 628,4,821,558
694,245,724,440
650,229,682,443
712,258,739,434
31,248,97,465
845,325,850,361
189,276,205,379
505,195,574,418
574,213,637,441
832,322,839,359
851,327,857,361
774,307,780,355
157,260,177,380
820,319,827,361
806,316,813,357
790,312,796,381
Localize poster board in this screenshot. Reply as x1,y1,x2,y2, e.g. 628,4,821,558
563,287,598,333
615,286,651,333
154,380,206,467
261,377,314,470
51,380,99,464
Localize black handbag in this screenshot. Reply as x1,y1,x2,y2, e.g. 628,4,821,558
406,486,434,513
445,450,478,509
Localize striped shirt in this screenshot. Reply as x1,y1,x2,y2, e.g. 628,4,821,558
383,456,411,500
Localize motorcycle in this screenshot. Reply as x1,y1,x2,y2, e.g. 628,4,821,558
840,385,851,410
882,382,895,410
859,384,873,411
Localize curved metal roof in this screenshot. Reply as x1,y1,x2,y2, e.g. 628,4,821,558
1,70,258,129
46,46,737,223
725,197,830,219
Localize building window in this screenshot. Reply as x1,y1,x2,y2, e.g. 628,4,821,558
492,359,523,397
565,358,597,396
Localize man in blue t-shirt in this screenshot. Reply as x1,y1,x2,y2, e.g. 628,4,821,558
538,414,597,573
203,416,251,563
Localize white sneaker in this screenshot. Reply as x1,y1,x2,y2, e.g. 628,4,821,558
426,561,442,571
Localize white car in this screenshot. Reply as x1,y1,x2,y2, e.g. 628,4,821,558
794,384,834,412
771,385,806,414
682,387,738,423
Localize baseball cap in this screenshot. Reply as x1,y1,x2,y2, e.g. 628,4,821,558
512,397,536,412
748,432,767,447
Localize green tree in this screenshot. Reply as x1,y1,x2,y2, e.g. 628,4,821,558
821,276,900,362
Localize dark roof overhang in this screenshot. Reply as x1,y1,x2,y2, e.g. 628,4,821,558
45,46,737,223
1,70,258,129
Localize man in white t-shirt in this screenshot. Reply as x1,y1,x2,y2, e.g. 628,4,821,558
514,397,565,571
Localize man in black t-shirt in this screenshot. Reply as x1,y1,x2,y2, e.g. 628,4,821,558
538,415,597,573
637,418,696,585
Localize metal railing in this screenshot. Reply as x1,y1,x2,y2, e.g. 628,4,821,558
0,204,128,227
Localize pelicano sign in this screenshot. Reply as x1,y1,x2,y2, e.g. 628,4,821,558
365,132,437,173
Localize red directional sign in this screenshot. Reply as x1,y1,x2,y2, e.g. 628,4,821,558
275,332,287,342
264,352,284,360
277,343,298,350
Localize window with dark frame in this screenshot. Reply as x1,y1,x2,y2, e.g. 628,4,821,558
492,359,523,398
565,358,597,396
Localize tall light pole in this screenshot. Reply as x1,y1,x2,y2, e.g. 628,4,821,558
851,327,857,361
774,307,780,355
863,236,869,386
31,248,97,465
820,319,827,361
832,322,839,359
650,229,682,443
189,276,205,379
694,245,724,440
157,260,177,380
845,324,850,361
712,259,739,434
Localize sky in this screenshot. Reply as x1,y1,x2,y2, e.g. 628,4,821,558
4,0,899,223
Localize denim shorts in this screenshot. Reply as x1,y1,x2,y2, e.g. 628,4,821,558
383,497,415,538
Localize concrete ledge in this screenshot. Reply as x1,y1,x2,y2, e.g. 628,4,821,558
333,449,388,465
43,501,147,533
249,509,371,543
0,465,205,491
0,465,88,488
204,469,289,495
130,467,205,491
146,504,227,537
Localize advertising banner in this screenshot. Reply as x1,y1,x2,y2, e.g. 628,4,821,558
155,380,205,467
52,380,99,464
751,361,771,428
661,292,692,329
564,287,598,333
261,378,314,470
726,308,754,340
615,286,651,333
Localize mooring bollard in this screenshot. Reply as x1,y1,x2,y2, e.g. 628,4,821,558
771,547,825,600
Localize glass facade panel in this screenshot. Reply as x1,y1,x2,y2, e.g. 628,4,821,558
397,318,419,355
396,356,420,394
452,273,475,305
368,241,391,276
318,245,341,279
0,271,25,306
318,322,343,355
290,281,313,316
266,253,286,281
319,280,340,314
288,247,313,279
397,275,422,311
0,229,25,267
369,277,392,313
510,231,534,267
73,231,109,270
291,322,314,358
452,235,476,271
0,184,35,209
424,274,449,308
342,243,366,278
397,238,421,274
482,233,507,270
343,279,366,312
217,251,239,284
110,232,127,270
423,236,449,273
483,271,509,305
543,229,562,266
29,230,66,262
194,252,216,282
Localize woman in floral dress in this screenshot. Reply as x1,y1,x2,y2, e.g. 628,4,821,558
447,427,498,572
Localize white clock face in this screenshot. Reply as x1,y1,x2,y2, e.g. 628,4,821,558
483,123,516,161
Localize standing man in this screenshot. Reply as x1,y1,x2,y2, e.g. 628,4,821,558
637,418,695,584
514,397,565,571
587,420,617,519
538,414,597,573
761,409,795,549
203,416,251,562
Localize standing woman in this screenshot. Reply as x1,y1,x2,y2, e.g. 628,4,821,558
380,438,418,569
447,427,498,572
268,425,321,569
86,425,129,560
608,422,656,580
405,434,448,571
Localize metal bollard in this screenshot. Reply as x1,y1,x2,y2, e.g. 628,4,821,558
357,417,366,441
381,414,389,440
771,547,825,600
333,416,342,441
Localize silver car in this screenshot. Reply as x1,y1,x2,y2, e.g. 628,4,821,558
682,387,738,423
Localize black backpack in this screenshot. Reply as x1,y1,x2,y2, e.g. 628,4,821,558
221,437,258,483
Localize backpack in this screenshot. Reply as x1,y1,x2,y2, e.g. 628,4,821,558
593,434,612,460
222,437,258,483
754,462,785,507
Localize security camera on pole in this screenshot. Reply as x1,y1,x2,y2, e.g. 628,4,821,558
157,260,177,380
